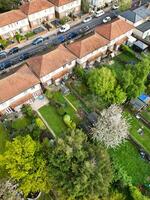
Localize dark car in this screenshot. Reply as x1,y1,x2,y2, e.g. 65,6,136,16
51,19,61,28
32,37,43,45
67,32,78,40
79,26,90,33
0,60,12,70
19,52,30,61
8,47,19,55
0,51,7,58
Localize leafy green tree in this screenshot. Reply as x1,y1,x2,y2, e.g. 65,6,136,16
119,0,132,11
0,0,21,12
45,129,112,200
129,185,150,200
81,0,90,13
0,135,50,197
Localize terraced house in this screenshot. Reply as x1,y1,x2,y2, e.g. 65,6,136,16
0,65,42,114
66,32,109,67
20,0,55,28
27,45,77,85
49,0,81,18
0,10,30,39
95,18,134,52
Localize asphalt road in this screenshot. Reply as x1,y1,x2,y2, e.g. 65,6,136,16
0,10,118,73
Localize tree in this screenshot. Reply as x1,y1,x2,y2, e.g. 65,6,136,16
0,0,21,12
0,135,50,197
81,0,90,13
87,67,126,104
91,105,129,148
119,0,132,11
45,129,112,200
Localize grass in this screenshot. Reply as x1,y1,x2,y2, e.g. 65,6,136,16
53,91,80,124
125,111,150,154
39,104,67,136
12,117,30,129
110,141,150,185
141,110,150,122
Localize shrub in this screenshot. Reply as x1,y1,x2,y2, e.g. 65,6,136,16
25,31,35,39
60,16,70,25
15,32,25,43
0,38,9,48
45,90,54,100
63,114,76,129
74,65,85,80
129,185,150,200
121,44,135,57
35,118,46,130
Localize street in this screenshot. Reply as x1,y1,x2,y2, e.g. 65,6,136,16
0,10,118,73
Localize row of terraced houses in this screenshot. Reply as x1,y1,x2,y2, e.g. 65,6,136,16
0,0,81,39
0,18,134,115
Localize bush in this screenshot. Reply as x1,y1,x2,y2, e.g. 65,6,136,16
0,39,9,48
121,44,135,57
15,32,25,43
35,118,46,130
63,114,76,129
129,185,150,200
25,31,35,39
45,90,54,100
74,65,85,80
60,16,70,25
21,105,37,119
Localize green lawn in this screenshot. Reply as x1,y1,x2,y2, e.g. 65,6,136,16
39,104,67,136
110,141,150,185
125,111,150,154
53,91,80,124
12,117,30,129
141,110,150,122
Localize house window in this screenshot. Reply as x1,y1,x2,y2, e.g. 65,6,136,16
31,86,35,90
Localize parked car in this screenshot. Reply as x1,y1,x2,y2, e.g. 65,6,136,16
79,26,90,33
0,51,7,58
67,32,78,39
103,16,111,23
32,37,43,45
8,47,19,55
83,16,92,23
59,24,70,33
0,60,12,70
112,4,119,9
94,10,105,17
19,52,30,61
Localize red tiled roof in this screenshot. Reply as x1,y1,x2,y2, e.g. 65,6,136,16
66,33,109,58
0,10,27,27
95,18,134,41
27,45,76,78
49,0,74,6
0,64,40,103
52,69,69,80
11,94,33,109
20,0,54,15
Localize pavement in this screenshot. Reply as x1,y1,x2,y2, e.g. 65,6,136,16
0,9,119,74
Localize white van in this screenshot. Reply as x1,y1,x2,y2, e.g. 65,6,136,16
94,10,105,18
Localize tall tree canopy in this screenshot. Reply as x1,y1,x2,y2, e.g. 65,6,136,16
91,105,129,148
45,129,112,200
0,0,21,12
0,135,50,197
87,67,126,104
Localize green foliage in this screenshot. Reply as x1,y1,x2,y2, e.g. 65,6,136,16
0,38,9,48
63,114,76,129
35,118,46,130
45,90,54,100
21,104,36,119
25,31,35,39
121,44,135,57
0,135,50,197
81,0,90,13
60,16,70,25
74,65,85,80
15,32,25,43
46,129,113,200
129,185,150,200
109,190,126,200
0,0,21,12
119,0,131,11
87,67,126,104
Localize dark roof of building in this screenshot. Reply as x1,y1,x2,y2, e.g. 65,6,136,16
133,4,150,19
120,10,142,23
136,21,150,32
133,40,148,50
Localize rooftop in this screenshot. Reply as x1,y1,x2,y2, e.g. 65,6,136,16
0,10,27,27
95,18,133,40
20,0,54,15
0,64,40,103
133,4,150,19
49,0,74,6
66,33,109,58
27,45,76,77
136,21,150,32
120,10,142,23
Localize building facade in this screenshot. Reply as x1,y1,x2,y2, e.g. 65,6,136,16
20,0,55,28
27,45,77,85
0,10,30,39
49,0,81,18
0,65,42,114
